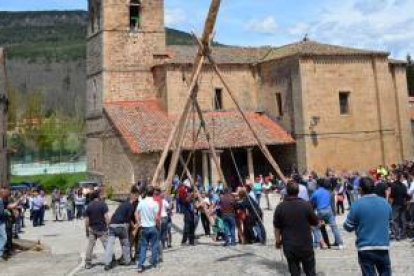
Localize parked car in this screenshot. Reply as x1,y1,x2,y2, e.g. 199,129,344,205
78,180,100,189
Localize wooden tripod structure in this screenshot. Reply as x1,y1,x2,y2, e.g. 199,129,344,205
151,0,287,189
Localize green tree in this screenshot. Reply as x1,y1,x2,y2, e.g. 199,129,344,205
22,91,44,156
7,86,19,130
38,113,58,154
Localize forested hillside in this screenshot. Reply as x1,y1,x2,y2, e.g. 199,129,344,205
0,10,198,120
0,11,197,160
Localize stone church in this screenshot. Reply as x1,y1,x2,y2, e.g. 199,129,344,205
86,0,412,192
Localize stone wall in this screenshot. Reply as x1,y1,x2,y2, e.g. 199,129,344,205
165,64,258,114
389,64,413,161
101,117,135,194
130,153,162,185
297,55,411,173
258,58,299,133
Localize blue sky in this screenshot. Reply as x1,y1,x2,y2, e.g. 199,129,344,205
1,0,413,58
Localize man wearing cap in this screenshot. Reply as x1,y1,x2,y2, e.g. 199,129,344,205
84,191,109,269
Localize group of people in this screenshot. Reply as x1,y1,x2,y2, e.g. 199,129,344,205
51,188,90,221
0,183,100,262
83,176,269,273
83,185,174,273
274,161,414,276
0,187,48,261
174,178,266,247
4,160,414,274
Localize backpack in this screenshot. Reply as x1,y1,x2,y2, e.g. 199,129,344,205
178,186,189,204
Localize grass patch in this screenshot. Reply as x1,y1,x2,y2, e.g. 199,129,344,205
11,172,87,193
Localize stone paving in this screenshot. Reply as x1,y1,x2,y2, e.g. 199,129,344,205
1,195,414,275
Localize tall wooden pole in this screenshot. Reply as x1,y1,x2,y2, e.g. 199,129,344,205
151,0,222,187
206,53,288,183
193,101,227,187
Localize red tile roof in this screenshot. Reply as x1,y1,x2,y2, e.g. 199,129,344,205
104,100,295,154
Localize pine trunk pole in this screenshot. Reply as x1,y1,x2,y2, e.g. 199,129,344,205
193,101,227,188
151,57,204,186
151,0,222,187
206,53,288,183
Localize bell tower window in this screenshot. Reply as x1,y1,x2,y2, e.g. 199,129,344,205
130,0,141,31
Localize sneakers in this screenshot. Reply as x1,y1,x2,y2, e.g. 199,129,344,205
137,267,144,273
84,263,93,269
104,265,111,271
338,245,345,250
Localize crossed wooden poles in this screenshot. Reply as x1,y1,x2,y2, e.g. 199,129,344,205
151,0,287,190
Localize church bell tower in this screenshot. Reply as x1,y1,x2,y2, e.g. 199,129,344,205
86,0,166,179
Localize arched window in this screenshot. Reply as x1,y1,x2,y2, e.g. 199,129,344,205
130,0,141,30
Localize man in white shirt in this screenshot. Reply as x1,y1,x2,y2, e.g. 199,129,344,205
135,186,160,273
298,183,310,202
32,190,45,227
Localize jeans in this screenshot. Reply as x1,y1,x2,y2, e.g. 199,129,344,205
182,219,196,245
255,193,262,207
104,225,130,265
138,226,158,269
284,249,316,276
159,217,169,249
315,208,343,246
409,202,414,226
358,250,391,276
32,209,41,227
391,205,406,239
76,205,84,219
167,218,172,247
40,206,45,225
85,229,108,264
200,213,211,236
223,215,236,245
0,223,6,257
176,198,182,214
265,192,271,210
67,209,74,221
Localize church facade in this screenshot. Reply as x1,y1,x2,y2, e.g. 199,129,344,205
86,0,412,193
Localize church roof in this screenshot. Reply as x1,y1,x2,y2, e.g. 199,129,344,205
104,100,294,154
164,40,389,65
260,40,388,62
166,45,269,65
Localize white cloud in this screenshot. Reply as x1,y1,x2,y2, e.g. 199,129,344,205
246,16,279,35
165,8,187,27
300,0,414,58
289,22,311,36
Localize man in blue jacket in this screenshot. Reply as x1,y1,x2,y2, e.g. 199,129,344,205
310,180,343,249
344,177,392,276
